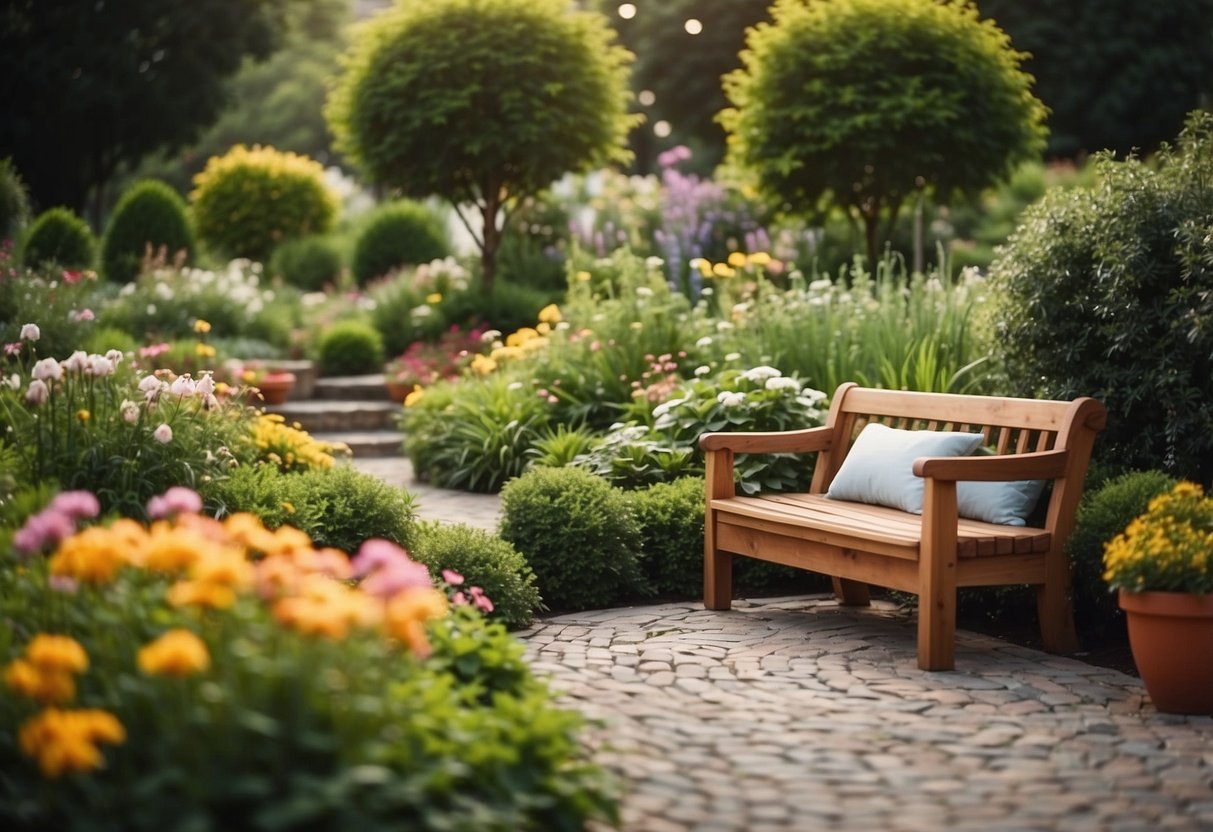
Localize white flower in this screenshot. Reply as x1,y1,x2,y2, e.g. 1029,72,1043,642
105,349,124,366
765,376,801,392
86,356,114,377
153,424,173,444
61,351,89,373
695,336,713,348
169,375,196,398
644,256,664,270
4,373,19,390
809,279,832,292
715,321,734,331
481,329,502,343
31,358,62,382
121,399,140,424
25,379,49,405
741,365,782,383
139,374,165,402
411,305,433,318
635,286,654,298
19,323,40,341
195,373,215,397
506,381,524,391
724,352,741,362
716,391,747,408
694,365,712,377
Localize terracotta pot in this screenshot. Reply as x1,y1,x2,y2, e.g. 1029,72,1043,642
385,380,411,403
1119,589,1213,715
257,371,296,406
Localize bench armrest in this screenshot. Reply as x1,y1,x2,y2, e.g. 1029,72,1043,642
912,449,1070,482
699,425,835,454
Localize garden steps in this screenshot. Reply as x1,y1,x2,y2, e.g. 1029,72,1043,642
311,374,391,401
312,430,404,459
268,399,401,433
262,374,407,459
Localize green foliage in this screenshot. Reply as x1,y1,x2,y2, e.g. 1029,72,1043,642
991,111,1213,484
1068,470,1178,641
528,424,598,468
722,0,1046,265
410,522,543,629
571,425,699,491
0,269,103,361
402,375,553,493
367,257,474,355
327,0,636,286
495,193,571,293
352,200,450,286
205,463,418,555
499,466,643,610
0,515,617,831
978,0,1213,158
268,234,343,291
0,0,292,213
316,318,385,376
628,476,705,598
97,260,300,349
79,326,139,358
100,180,194,283
190,144,338,262
20,208,96,271
0,158,30,241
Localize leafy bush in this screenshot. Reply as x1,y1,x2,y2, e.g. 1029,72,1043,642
352,200,449,286
316,318,385,376
79,326,139,358
100,180,194,283
0,507,617,831
0,157,30,241
268,234,343,291
0,267,103,360
206,463,417,555
1068,469,1178,640
992,111,1213,484
629,476,705,598
498,466,643,610
367,257,474,355
410,521,543,629
190,144,337,262
20,208,96,271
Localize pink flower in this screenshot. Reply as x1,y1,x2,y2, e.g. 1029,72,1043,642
62,270,83,284
121,399,139,424
61,350,89,373
32,358,62,382
139,343,170,359
20,323,40,341
86,355,114,377
146,487,202,520
48,575,79,594
153,423,173,444
25,379,48,405
441,569,465,586
4,342,21,355
469,585,494,614
169,375,196,398
71,308,95,322
195,373,215,398
452,591,467,606
352,539,433,599
13,509,75,558
50,490,100,521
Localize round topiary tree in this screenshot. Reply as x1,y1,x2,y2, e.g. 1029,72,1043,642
20,207,96,270
721,0,1047,266
100,179,195,283
326,0,636,290
316,318,386,376
190,144,338,263
352,200,449,285
991,110,1213,486
269,235,344,292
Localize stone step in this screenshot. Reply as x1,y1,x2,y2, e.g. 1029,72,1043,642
315,430,405,458
312,374,391,401
267,399,401,433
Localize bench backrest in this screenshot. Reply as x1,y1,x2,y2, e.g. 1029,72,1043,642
809,383,1108,534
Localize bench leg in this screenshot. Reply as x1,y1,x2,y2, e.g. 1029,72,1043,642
1036,582,1079,654
704,546,733,610
918,479,958,671
833,577,870,607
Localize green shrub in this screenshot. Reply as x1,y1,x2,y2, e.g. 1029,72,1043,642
80,326,139,357
190,144,338,262
352,200,449,286
315,318,385,376
1068,469,1178,641
0,157,30,241
100,180,194,283
269,234,343,291
495,193,570,293
0,270,102,360
206,463,418,555
411,522,543,629
20,207,96,271
629,476,705,598
499,467,643,610
992,111,1213,484
368,256,473,355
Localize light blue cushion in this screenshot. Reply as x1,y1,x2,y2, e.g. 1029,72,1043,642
957,479,1045,527
826,424,983,514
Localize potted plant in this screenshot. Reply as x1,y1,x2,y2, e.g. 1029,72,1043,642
384,326,486,402
1103,481,1213,714
232,361,296,406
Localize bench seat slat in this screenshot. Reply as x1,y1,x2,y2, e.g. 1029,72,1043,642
711,494,1050,559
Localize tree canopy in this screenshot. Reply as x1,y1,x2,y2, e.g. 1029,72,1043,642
978,0,1213,158
721,0,1047,266
0,0,293,219
326,0,636,288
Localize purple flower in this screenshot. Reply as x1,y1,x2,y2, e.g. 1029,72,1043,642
146,487,202,520
13,509,76,558
50,491,100,521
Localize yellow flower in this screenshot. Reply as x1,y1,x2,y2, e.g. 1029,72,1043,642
537,303,562,324
576,270,592,282
193,319,212,334
195,343,216,358
143,522,213,573
273,574,378,640
137,629,210,676
49,526,129,585
426,293,443,304
4,659,76,705
224,512,280,554
747,251,772,266
384,587,448,657
727,251,748,268
404,385,425,406
690,257,712,277
489,345,523,362
167,579,237,610
470,354,498,376
76,409,90,423
25,635,88,674
506,327,540,347
18,708,125,779
281,501,295,514
712,263,736,279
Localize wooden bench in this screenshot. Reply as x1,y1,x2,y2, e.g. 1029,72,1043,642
699,382,1107,670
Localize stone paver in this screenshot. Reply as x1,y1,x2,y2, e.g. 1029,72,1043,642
520,596,1213,832
351,456,500,532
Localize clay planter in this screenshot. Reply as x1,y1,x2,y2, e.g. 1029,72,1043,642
385,380,411,403
256,371,296,405
1119,589,1213,715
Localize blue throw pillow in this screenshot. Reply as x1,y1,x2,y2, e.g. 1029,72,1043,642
826,424,983,514
957,478,1046,527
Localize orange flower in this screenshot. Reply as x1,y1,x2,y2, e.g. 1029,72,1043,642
25,635,88,674
384,588,448,657
137,630,210,677
18,708,125,778
4,659,75,705
48,526,128,584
